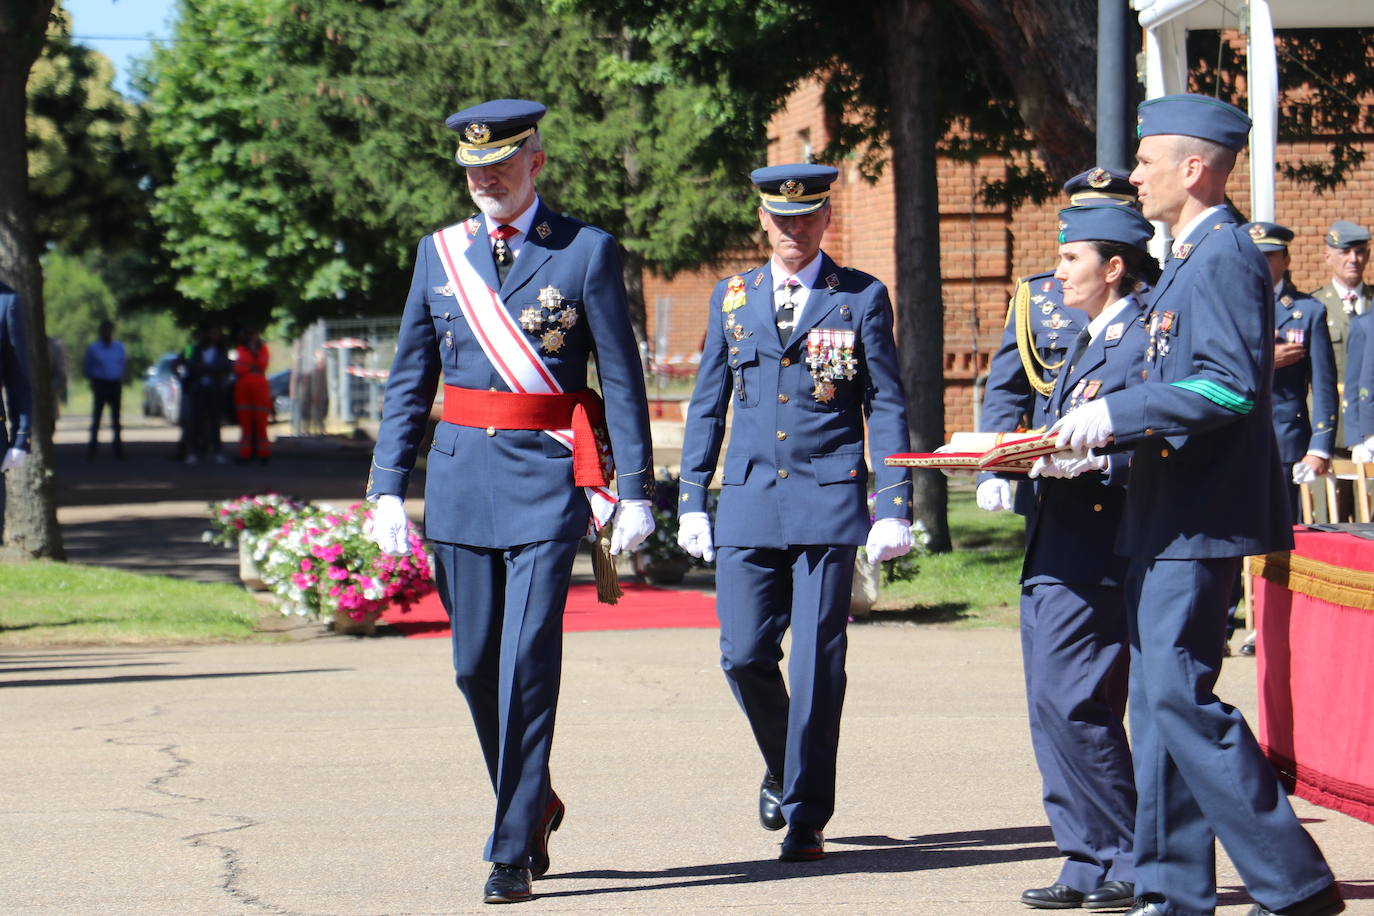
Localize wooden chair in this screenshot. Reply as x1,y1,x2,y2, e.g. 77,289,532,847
1302,459,1374,524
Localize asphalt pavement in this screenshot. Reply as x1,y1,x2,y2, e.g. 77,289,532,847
1,413,1369,914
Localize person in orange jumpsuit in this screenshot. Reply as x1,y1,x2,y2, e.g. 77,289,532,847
233,326,271,463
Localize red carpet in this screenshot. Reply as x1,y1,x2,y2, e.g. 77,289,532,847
380,582,718,638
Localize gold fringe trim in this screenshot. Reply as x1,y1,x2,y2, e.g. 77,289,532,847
1250,551,1374,612
593,526,622,605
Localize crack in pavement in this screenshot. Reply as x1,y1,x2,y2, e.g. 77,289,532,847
84,706,303,916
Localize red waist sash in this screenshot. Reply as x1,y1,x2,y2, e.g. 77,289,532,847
441,386,610,487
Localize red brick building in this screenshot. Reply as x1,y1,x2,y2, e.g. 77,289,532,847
643,76,1374,435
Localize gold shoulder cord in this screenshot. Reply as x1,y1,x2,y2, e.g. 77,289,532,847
1011,280,1063,398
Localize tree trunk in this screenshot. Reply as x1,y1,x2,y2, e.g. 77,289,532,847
875,0,951,552
954,0,1098,181
1,0,66,560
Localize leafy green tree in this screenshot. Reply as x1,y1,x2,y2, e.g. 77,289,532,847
139,0,761,336
27,6,144,252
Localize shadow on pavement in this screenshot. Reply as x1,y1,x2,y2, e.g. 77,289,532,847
0,666,353,690
542,825,1061,899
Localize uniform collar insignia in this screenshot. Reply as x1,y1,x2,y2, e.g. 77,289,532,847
1175,243,1193,260
1280,295,1293,307
825,273,839,289
753,270,765,287
1104,322,1124,341
535,221,551,239
466,217,481,236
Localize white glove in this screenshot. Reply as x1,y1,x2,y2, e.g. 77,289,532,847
1,448,28,471
1291,461,1320,486
865,518,913,564
677,511,714,563
609,499,655,555
1030,451,1108,479
932,443,961,478
368,494,411,557
976,478,1013,512
1051,399,1114,451
1356,436,1374,465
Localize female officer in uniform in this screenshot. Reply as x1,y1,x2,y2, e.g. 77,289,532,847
1014,204,1159,911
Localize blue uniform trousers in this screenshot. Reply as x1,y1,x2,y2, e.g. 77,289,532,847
1125,557,1333,915
716,544,856,830
1020,582,1136,892
432,537,579,867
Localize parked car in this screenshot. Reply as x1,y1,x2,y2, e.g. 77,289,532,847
269,369,292,424
141,353,182,423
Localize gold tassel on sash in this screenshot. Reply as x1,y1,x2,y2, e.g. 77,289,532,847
593,524,622,605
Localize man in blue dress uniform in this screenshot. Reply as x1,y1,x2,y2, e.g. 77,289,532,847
676,164,913,862
366,99,657,905
977,166,1136,514
1054,94,1342,916
1240,222,1338,518
1015,204,1158,911
0,281,34,543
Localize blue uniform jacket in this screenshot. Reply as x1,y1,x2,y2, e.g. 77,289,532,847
1106,213,1293,560
1023,298,1148,586
981,273,1089,434
980,273,1089,516
367,204,654,547
0,284,33,454
678,254,912,548
1271,284,1338,464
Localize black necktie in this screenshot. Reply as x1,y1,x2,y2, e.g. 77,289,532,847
491,225,516,287
1065,327,1092,372
776,279,800,345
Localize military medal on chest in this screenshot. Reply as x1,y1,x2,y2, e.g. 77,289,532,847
722,275,751,341
517,285,578,354
805,327,857,402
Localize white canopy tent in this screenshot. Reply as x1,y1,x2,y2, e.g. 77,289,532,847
1131,0,1371,223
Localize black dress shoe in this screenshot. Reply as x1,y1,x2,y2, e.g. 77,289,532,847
482,863,532,904
759,772,785,831
1085,881,1136,910
779,825,824,862
1020,884,1085,909
529,790,565,879
1124,900,1170,916
1248,883,1345,916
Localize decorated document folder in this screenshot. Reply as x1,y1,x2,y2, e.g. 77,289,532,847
884,431,1064,474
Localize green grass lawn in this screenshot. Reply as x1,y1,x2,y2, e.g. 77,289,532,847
0,561,282,647
869,479,1025,629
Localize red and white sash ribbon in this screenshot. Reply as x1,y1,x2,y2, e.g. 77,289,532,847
432,222,617,527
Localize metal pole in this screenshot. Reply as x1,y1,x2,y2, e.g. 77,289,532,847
1097,0,1132,171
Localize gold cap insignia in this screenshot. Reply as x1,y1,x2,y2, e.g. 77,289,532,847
464,122,491,144
1329,229,1341,245
1248,224,1265,240
779,179,804,200
1058,220,1067,232
1087,168,1111,189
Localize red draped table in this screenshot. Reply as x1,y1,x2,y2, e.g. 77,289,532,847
1250,529,1374,825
